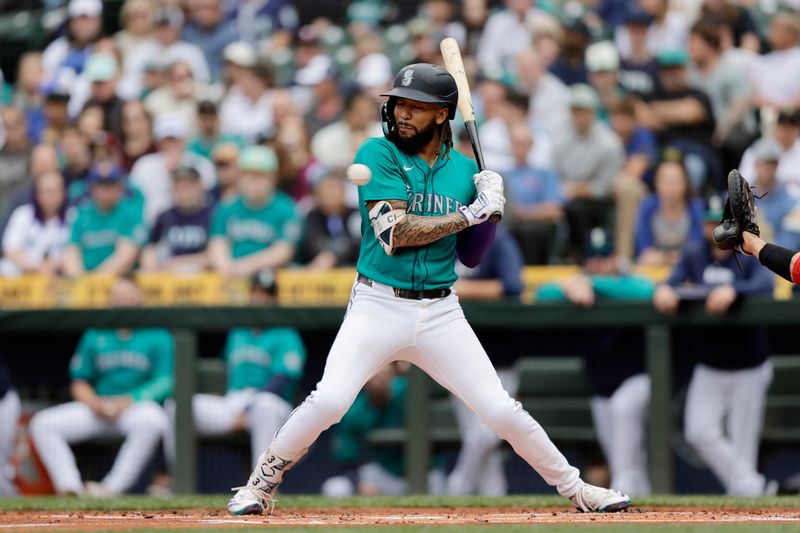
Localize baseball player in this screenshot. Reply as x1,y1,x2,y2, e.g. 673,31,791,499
656,205,775,496
0,356,19,495
228,63,631,515
537,228,654,496
29,279,173,496
165,325,306,471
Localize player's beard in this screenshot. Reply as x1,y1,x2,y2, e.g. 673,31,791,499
391,117,439,155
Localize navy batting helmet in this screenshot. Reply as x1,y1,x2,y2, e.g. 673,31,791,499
380,63,458,137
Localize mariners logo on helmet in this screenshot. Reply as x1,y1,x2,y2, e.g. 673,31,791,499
401,69,414,87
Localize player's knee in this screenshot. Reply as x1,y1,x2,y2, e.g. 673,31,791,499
128,402,168,434
684,421,720,449
309,387,356,423
476,398,529,440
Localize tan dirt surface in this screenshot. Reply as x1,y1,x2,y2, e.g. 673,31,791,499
2,507,800,529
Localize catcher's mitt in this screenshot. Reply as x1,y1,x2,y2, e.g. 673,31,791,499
712,169,760,251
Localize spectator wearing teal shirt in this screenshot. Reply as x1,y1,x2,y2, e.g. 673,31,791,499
209,146,301,277
165,324,306,469
29,280,173,496
187,100,245,160
62,164,146,277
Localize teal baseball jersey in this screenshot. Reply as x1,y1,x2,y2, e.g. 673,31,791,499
331,375,406,477
69,329,175,403
355,137,479,290
68,198,146,270
224,327,307,402
210,193,302,259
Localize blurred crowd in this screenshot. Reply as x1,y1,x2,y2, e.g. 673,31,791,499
0,0,797,283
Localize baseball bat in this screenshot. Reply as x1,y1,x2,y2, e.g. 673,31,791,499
440,37,501,222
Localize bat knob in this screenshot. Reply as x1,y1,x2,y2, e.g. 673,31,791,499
489,213,502,223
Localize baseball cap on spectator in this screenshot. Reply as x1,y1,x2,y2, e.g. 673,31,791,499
239,145,278,174
777,108,800,126
87,164,125,185
68,0,102,17
224,41,257,68
356,53,393,88
155,7,184,27
657,49,689,68
172,165,201,181
585,41,619,73
569,84,599,110
154,113,189,141
85,54,118,82
295,54,336,86
755,140,783,163
704,195,724,222
585,227,613,257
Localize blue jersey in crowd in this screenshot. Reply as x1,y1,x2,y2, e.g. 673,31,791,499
149,205,213,257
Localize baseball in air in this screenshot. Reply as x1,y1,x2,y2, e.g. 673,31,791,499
346,163,372,186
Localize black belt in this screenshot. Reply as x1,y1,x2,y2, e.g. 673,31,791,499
357,274,451,300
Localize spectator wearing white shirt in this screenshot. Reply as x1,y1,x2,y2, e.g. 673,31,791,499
114,0,156,64
310,91,382,170
476,0,539,77
122,7,210,99
42,0,103,81
740,110,800,205
751,12,800,110
145,60,207,133
219,62,275,143
1,171,69,277
130,114,215,224
515,48,570,135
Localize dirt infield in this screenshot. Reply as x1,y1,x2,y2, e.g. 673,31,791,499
2,507,800,529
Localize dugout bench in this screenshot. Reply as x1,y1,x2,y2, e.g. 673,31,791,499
4,297,800,494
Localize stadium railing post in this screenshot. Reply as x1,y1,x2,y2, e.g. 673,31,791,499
406,365,431,493
173,329,198,494
646,323,673,493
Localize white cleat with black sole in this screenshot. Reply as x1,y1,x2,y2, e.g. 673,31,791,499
228,448,295,516
570,484,632,513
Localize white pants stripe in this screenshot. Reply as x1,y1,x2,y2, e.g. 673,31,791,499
29,401,167,494
684,361,773,496
272,280,583,497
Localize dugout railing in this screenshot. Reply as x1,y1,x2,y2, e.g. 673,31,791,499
2,296,799,495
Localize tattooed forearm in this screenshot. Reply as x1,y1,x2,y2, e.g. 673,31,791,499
393,213,468,247
366,200,467,248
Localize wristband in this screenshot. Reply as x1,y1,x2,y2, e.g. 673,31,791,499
758,243,795,282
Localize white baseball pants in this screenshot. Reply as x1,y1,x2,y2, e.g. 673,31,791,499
0,389,20,495
270,279,584,498
29,400,167,494
590,373,651,496
165,390,292,469
447,369,519,496
684,361,773,496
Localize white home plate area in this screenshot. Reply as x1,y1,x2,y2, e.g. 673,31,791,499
1,508,800,529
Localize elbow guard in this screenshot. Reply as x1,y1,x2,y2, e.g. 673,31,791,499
369,201,406,255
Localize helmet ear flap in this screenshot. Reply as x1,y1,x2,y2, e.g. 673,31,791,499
381,98,397,139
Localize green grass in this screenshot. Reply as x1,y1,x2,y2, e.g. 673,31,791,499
1,494,800,511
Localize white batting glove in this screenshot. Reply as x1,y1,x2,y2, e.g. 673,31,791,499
459,190,505,226
473,170,504,196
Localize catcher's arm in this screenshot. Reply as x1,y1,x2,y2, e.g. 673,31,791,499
745,232,800,284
